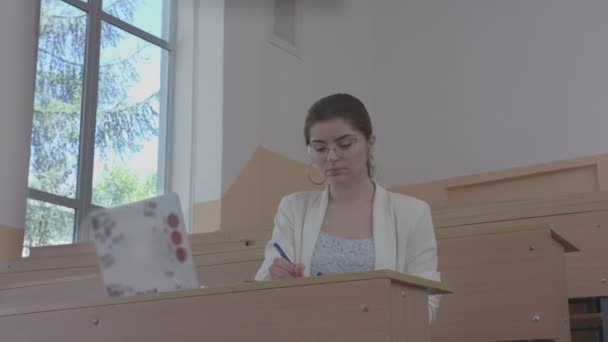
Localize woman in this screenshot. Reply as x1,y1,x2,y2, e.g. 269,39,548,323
254,93,441,319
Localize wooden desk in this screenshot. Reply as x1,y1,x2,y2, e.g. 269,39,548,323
0,270,449,342
433,191,608,299
432,223,575,342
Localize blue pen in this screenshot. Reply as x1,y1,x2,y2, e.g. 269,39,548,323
273,243,292,263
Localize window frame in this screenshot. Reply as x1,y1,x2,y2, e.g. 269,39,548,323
27,0,176,246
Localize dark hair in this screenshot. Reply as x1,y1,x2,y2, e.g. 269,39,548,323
304,93,375,177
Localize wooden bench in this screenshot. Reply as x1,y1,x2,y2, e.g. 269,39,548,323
0,246,264,287
0,258,263,309
24,190,608,299
26,230,271,258
9,190,608,340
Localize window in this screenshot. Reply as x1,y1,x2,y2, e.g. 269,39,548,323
25,0,173,256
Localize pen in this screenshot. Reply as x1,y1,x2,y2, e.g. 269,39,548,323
273,242,292,263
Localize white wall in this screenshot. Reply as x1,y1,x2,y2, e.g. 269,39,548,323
0,0,39,229
220,0,608,190
373,0,608,186
171,0,196,227
222,0,380,191
221,0,266,193
259,0,379,165
172,0,224,228
192,0,224,203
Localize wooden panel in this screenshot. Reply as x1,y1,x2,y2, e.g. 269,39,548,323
570,313,602,330
571,330,602,342
1,244,264,274
394,153,608,206
432,190,608,228
0,267,96,287
219,146,324,232
218,146,265,232
0,225,23,261
550,212,608,299
435,223,578,252
28,230,272,259
188,229,271,245
0,278,399,342
0,271,447,342
28,243,95,258
0,255,98,273
0,261,262,310
198,260,260,287
431,191,608,299
446,166,598,203
0,275,106,310
432,228,570,342
437,210,608,299
0,248,264,287
391,283,430,342
191,199,221,234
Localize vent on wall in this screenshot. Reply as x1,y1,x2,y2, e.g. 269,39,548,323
269,0,300,57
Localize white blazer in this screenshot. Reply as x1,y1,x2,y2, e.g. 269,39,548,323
255,183,441,319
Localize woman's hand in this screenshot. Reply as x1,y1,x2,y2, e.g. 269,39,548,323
266,257,305,280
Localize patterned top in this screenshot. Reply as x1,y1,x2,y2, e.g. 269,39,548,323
310,231,375,276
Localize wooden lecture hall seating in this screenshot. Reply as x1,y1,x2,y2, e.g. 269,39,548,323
4,154,608,341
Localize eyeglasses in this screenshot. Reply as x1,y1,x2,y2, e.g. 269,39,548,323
307,136,360,161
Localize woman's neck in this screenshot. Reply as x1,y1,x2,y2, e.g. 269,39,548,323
328,176,375,204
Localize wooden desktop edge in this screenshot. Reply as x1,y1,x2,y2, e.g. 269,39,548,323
0,251,266,274
0,270,451,317
432,190,608,228
435,223,579,253
0,273,101,291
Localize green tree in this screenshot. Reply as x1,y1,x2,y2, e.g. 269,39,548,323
93,166,157,208
25,200,74,250
25,0,160,252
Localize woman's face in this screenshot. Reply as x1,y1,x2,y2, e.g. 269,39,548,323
307,118,375,185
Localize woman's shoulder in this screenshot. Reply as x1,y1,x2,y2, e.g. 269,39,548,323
279,190,324,209
381,188,432,228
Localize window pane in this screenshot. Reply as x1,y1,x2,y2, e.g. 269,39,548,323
92,22,166,208
28,0,86,198
103,0,170,39
24,199,75,256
